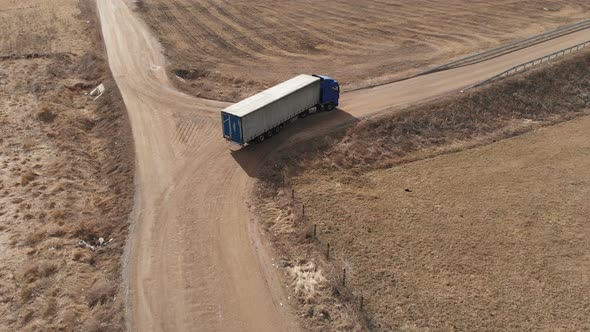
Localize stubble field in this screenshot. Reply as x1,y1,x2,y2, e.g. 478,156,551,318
137,0,590,101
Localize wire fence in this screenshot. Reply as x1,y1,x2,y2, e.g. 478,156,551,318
472,40,590,88
282,180,376,329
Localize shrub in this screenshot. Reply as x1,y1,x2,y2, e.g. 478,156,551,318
87,279,116,308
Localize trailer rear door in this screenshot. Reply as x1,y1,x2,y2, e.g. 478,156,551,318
222,112,243,144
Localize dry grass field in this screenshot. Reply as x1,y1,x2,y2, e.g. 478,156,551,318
136,0,590,101
256,52,590,330
0,0,133,330
291,117,590,331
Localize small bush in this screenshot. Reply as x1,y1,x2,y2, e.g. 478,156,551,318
43,297,58,318
20,285,34,304
50,209,66,222
46,225,67,237
38,108,57,123
87,279,116,308
24,230,45,247
77,52,105,81
20,170,37,186
39,261,58,278
23,264,40,283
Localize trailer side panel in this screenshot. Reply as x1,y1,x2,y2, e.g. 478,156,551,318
241,80,320,142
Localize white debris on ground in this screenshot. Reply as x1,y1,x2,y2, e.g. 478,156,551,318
79,237,113,251
88,83,105,100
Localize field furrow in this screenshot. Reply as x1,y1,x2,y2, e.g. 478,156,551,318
138,0,590,101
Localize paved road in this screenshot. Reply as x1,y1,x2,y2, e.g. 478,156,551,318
96,1,590,331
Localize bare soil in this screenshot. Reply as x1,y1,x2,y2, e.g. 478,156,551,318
0,0,133,331
135,0,590,101
256,52,590,330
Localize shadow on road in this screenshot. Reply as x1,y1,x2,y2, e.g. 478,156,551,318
230,108,359,178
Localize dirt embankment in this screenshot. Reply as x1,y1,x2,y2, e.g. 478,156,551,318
135,0,590,102
0,0,133,331
255,52,590,330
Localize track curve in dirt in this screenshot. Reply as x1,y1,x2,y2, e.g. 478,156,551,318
96,1,590,331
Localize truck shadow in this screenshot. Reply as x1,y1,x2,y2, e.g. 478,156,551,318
230,108,359,178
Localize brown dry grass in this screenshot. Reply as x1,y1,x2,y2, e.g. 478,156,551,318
256,52,590,330
87,278,117,308
254,195,365,331
0,0,133,331
136,0,590,101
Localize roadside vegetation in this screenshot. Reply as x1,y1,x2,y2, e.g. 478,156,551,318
256,51,590,330
0,0,133,330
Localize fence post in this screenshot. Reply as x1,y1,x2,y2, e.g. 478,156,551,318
302,204,305,217
342,268,346,287
313,224,316,238
291,189,294,199
326,243,330,260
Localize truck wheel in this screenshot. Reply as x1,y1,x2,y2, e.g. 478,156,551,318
257,135,265,143
273,126,281,134
316,104,324,112
265,131,273,138
299,110,309,118
326,103,335,111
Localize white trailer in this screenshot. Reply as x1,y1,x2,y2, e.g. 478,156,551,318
221,74,340,145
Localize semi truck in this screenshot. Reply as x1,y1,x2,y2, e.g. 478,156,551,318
221,74,340,145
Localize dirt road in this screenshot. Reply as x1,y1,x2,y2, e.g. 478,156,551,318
341,27,590,115
96,1,590,330
97,1,293,331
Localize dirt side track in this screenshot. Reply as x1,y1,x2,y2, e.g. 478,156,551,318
96,1,590,331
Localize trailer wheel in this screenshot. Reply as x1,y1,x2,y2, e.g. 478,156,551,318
273,126,281,134
257,135,265,143
265,131,273,138
299,110,309,118
316,104,324,112
326,103,335,111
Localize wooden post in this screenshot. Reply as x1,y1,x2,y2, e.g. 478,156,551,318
313,224,317,238
302,204,305,217
291,189,294,199
342,268,346,287
327,243,330,260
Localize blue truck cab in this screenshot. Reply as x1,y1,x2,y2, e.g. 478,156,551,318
314,74,340,111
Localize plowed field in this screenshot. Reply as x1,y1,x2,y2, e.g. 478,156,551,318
137,0,590,101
